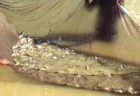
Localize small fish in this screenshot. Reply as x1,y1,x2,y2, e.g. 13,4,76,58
27,34,30,38
19,31,24,38
56,37,61,47
33,38,42,44
46,40,51,45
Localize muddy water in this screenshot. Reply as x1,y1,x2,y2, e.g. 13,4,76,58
125,1,140,24
0,0,140,96
0,66,135,96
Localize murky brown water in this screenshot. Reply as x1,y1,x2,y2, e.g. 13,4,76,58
0,0,140,96
125,1,140,24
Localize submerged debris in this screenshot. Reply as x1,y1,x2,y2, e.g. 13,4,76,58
11,37,140,94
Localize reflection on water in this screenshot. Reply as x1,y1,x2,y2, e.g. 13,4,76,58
0,0,140,96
